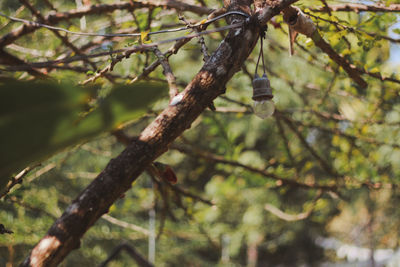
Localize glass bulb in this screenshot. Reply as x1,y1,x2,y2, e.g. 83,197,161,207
253,99,275,119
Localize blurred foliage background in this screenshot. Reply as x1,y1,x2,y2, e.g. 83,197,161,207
1,0,400,266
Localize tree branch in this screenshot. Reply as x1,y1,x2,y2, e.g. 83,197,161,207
153,47,179,100
0,163,41,199
99,243,153,267
0,49,47,78
282,6,367,89
0,1,213,48
277,111,340,178
311,3,400,13
264,190,322,221
171,143,336,191
101,214,150,236
21,1,300,265
18,0,98,72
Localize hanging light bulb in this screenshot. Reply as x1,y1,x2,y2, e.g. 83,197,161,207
252,73,275,119
251,32,275,119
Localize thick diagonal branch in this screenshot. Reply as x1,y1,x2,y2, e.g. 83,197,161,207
21,1,298,266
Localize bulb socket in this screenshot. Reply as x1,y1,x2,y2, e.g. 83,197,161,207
252,73,273,101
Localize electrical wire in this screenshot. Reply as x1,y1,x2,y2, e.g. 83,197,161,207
0,10,249,38
255,37,266,75
7,22,244,68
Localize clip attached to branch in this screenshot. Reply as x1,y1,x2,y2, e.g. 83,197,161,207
283,6,317,55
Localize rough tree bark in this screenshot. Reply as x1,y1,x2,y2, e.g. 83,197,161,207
21,0,297,266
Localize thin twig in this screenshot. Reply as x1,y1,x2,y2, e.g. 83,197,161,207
311,3,400,13
0,0,214,48
6,196,58,219
277,111,341,178
172,143,337,191
102,214,150,235
311,31,367,89
179,14,211,62
18,0,98,72
153,48,179,99
305,11,400,44
0,163,41,199
1,23,242,75
289,117,400,150
80,23,242,84
265,190,323,221
319,0,331,16
0,10,248,39
0,49,47,78
275,117,299,177
167,183,214,206
99,243,153,267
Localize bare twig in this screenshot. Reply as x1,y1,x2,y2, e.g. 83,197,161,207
292,30,400,85
81,23,243,84
130,38,191,83
0,49,47,78
26,163,57,183
275,117,299,177
304,11,400,44
311,3,400,13
289,118,400,150
172,143,336,191
0,0,213,48
282,6,367,89
102,214,150,235
153,48,179,99
179,14,211,62
265,190,323,221
167,183,214,206
277,111,340,178
18,0,98,72
1,23,243,77
319,0,331,16
99,243,153,267
0,11,192,38
0,163,41,199
198,35,210,62
265,203,312,221
6,195,58,219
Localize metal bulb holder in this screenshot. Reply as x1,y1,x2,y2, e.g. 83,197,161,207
252,73,275,119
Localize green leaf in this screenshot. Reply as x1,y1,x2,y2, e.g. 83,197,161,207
0,80,165,190
140,30,149,43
